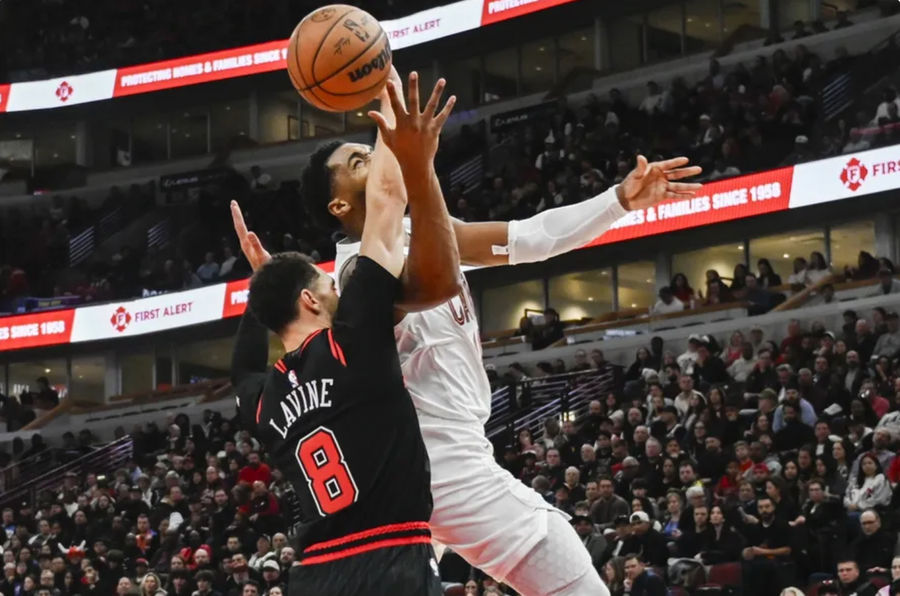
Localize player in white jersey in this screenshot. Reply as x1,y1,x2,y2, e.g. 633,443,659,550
233,69,702,595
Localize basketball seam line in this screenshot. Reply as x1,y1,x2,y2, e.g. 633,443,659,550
307,6,360,88
290,29,339,111
303,28,388,93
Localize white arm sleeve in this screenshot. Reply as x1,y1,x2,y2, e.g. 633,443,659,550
499,185,627,265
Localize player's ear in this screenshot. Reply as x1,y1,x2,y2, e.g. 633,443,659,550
299,288,320,314
328,197,351,220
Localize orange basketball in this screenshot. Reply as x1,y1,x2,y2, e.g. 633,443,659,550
287,4,392,112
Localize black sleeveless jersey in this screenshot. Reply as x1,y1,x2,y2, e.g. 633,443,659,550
253,257,432,552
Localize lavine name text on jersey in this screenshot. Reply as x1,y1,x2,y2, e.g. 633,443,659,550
268,378,334,439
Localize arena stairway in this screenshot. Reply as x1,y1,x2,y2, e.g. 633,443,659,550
485,368,615,442
0,435,133,511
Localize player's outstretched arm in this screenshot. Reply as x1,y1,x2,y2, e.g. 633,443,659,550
451,156,703,266
368,72,461,309
357,73,410,279
228,200,271,424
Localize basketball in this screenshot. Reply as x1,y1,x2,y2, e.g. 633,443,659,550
287,4,392,112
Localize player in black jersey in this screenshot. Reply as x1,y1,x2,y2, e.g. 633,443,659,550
240,72,459,596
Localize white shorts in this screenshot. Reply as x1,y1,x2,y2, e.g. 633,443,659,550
420,419,568,583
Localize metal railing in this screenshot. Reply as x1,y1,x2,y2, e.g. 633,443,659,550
485,369,615,441
0,436,133,509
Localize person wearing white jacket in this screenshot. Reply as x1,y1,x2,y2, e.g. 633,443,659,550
844,453,893,512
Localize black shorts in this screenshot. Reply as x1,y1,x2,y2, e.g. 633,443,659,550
288,542,442,596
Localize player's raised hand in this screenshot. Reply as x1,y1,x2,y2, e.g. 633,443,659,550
617,155,703,211
230,200,271,271
368,71,456,165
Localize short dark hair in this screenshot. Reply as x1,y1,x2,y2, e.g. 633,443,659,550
300,140,346,232
248,252,319,335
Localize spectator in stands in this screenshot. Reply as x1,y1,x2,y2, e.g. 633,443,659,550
844,128,872,154
670,274,695,305
591,476,629,530
237,452,270,487
756,259,782,288
806,251,832,285
792,20,811,39
870,267,900,296
572,349,591,372
851,509,896,575
787,257,809,290
728,342,757,383
741,495,792,595
572,514,607,574
694,342,728,387
844,453,892,514
652,287,684,315
836,560,878,596
531,308,565,350
249,166,272,191
622,511,668,568
623,554,666,596
196,252,220,283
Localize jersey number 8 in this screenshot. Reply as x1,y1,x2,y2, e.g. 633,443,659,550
295,426,359,516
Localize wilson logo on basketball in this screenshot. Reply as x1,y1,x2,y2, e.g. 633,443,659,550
347,44,390,83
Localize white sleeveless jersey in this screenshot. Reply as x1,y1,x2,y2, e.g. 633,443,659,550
333,231,492,429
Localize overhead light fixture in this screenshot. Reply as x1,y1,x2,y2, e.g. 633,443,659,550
783,253,790,258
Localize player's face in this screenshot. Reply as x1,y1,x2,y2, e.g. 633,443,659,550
309,268,339,320
327,143,372,225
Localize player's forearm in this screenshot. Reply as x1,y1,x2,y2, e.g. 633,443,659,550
231,309,269,385
360,133,407,277
494,185,627,265
400,161,461,308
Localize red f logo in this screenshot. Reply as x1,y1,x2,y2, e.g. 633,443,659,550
840,157,868,192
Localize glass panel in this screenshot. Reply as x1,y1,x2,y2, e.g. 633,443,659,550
210,99,249,152
302,104,344,138
830,219,875,271
483,47,518,103
120,349,155,395
520,38,555,95
71,355,105,402
345,99,379,132
558,28,595,90
482,280,544,332
646,3,686,62
156,354,173,389
749,229,826,283
778,0,813,32
259,90,300,144
176,336,234,385
549,269,613,321
132,113,168,163
618,261,656,310
7,359,67,411
170,109,209,159
33,121,77,167
672,242,744,295
443,56,481,109
684,0,722,53
609,17,642,71
722,0,763,40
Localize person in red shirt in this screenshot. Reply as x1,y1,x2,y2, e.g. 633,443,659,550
238,452,271,487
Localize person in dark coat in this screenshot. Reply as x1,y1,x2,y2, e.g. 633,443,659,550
698,505,744,564
621,512,669,568
624,554,667,596
850,510,895,575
